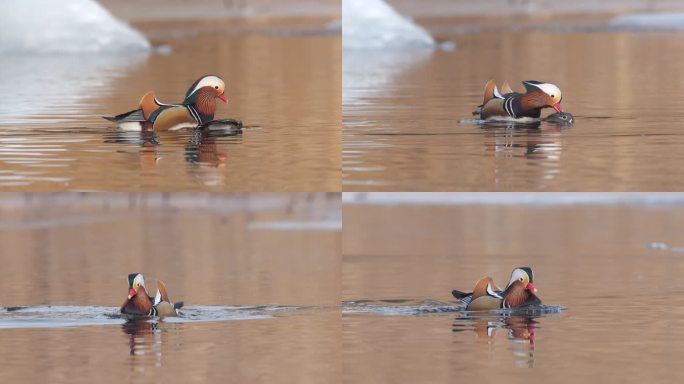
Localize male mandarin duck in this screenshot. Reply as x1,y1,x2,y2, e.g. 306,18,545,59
120,273,183,317
475,79,563,121
104,75,228,131
452,267,541,310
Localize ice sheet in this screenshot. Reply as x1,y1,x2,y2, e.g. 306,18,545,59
0,0,150,53
342,0,435,50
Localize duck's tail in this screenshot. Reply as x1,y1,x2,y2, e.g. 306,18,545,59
102,109,145,123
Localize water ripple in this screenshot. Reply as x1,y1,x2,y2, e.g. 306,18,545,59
0,305,304,329
343,299,565,316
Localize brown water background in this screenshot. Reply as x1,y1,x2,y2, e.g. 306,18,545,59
0,19,340,191
0,193,340,384
343,194,684,383
343,17,684,191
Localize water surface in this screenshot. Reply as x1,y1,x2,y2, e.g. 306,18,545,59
0,19,340,191
343,198,684,382
0,193,341,384
343,19,684,190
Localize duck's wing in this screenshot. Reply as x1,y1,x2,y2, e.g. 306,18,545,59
153,290,162,306
154,280,171,306
482,79,498,105
454,275,504,306
501,81,514,94
139,91,162,120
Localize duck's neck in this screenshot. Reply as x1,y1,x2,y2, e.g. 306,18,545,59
192,89,217,123
122,288,153,314
504,282,541,308
519,91,547,112
136,295,151,310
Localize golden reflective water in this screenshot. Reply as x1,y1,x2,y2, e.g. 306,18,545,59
343,197,684,383
0,19,340,191
343,26,684,191
0,193,341,384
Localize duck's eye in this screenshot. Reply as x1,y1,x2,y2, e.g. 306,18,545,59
519,278,524,281
214,86,219,89
550,94,555,98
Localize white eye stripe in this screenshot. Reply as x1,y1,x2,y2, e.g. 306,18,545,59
189,76,225,96
532,83,562,99
508,268,528,287
134,274,146,288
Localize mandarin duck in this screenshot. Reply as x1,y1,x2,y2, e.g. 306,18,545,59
104,75,229,131
452,267,541,310
474,80,563,121
120,273,183,317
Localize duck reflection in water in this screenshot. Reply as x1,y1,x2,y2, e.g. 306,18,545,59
452,314,538,368
184,129,242,167
482,123,562,158
104,126,242,168
480,122,564,187
121,318,163,357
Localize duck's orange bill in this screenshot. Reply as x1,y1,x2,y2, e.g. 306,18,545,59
552,103,563,113
526,282,537,293
128,288,137,300
218,93,228,103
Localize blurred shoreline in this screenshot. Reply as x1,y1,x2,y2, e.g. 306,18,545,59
386,0,684,17
100,0,684,21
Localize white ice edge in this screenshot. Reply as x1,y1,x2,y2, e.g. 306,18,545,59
610,13,684,30
0,0,150,54
342,0,435,50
